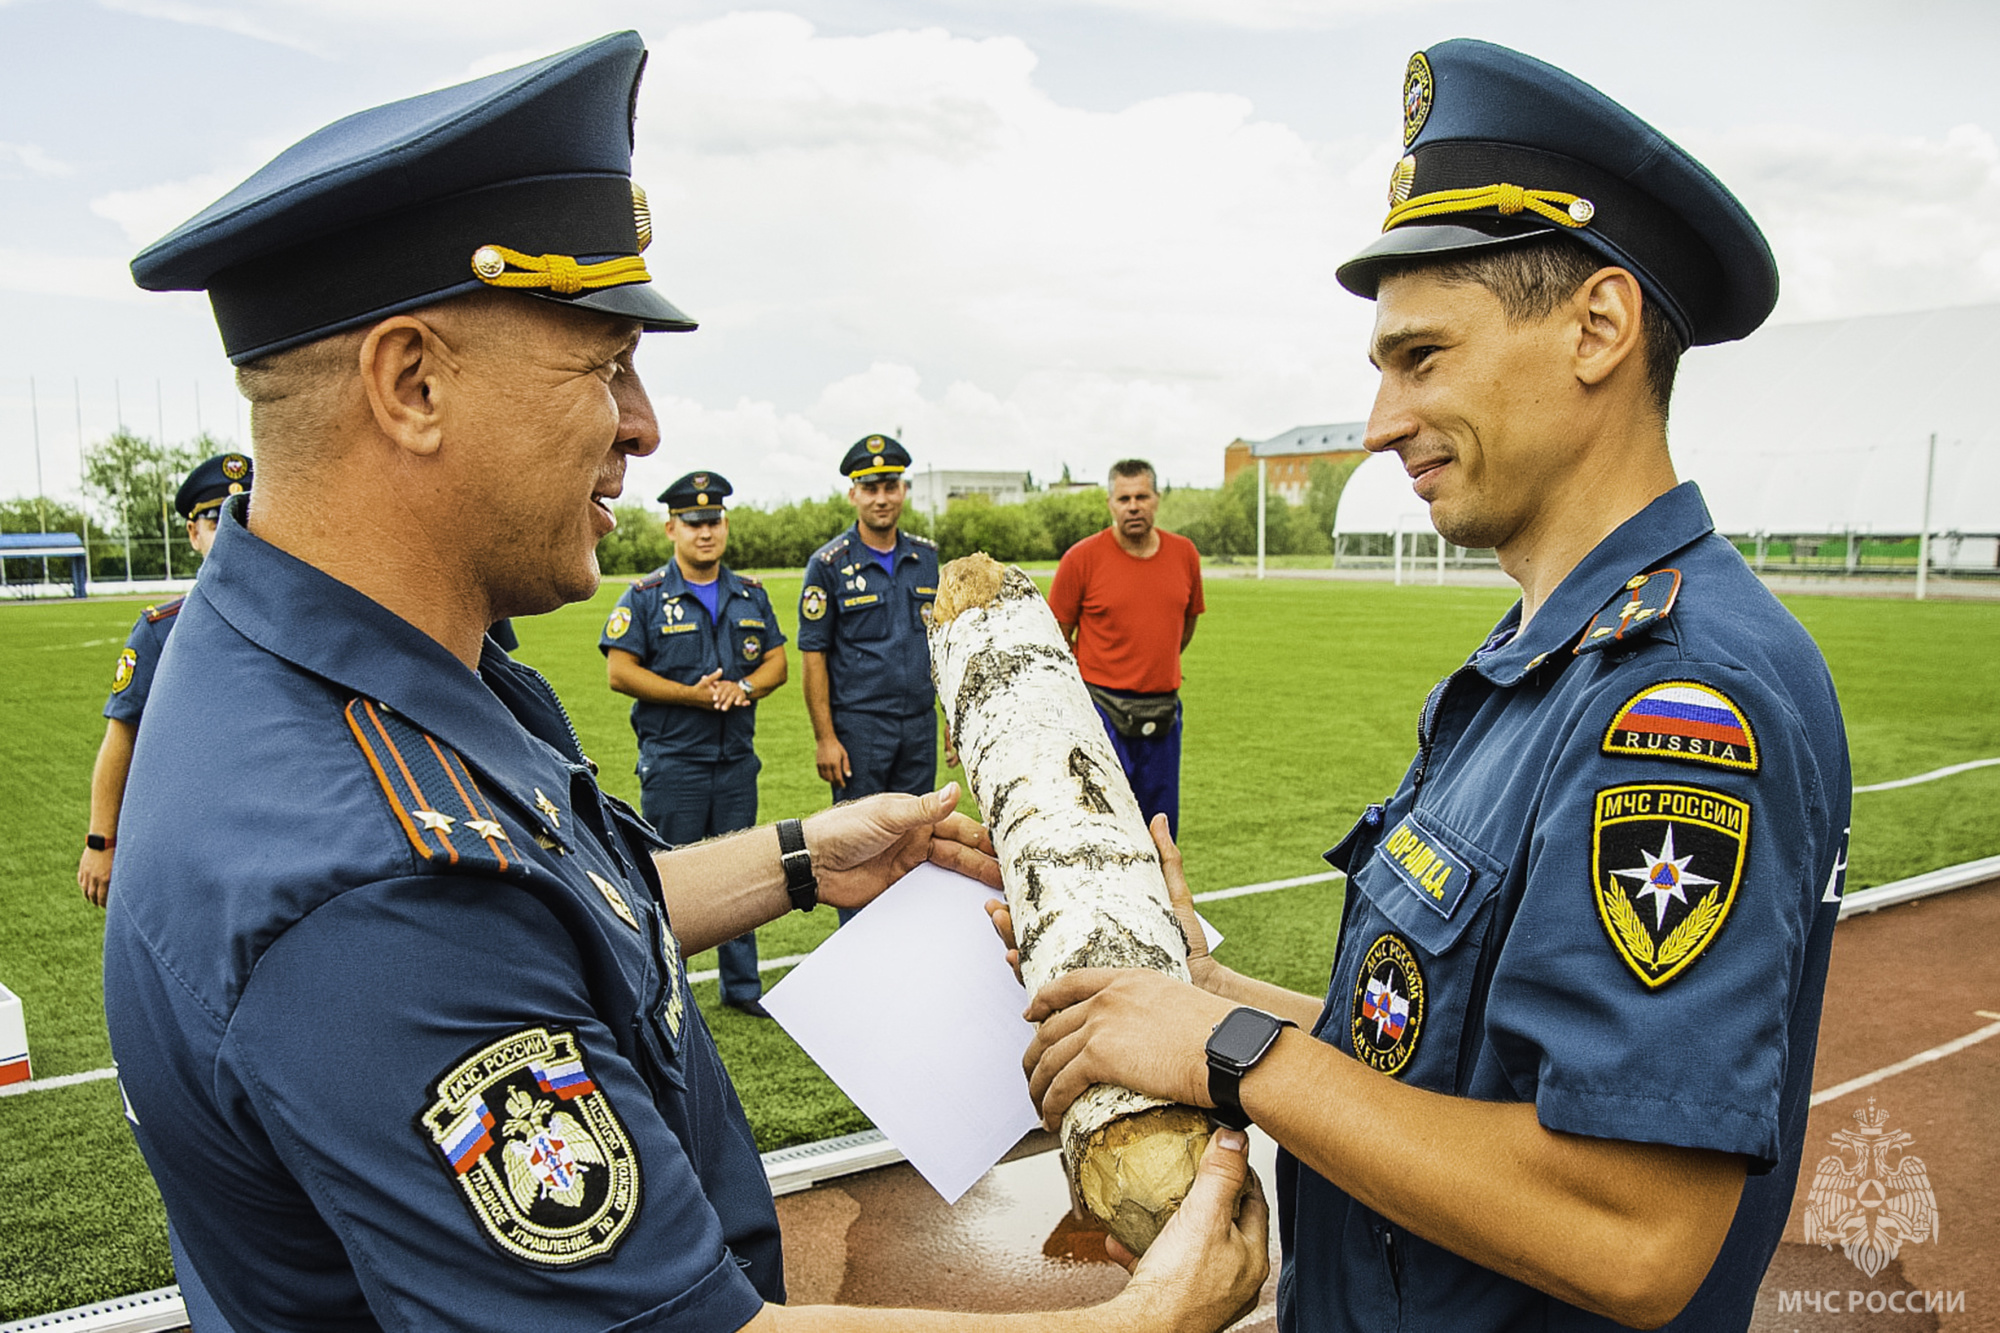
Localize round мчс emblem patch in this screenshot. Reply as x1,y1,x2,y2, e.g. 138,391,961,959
741,634,761,661
111,647,138,694
802,585,828,621
605,606,632,639
1402,52,1434,146
1350,933,1426,1075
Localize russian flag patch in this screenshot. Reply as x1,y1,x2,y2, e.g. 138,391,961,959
1603,680,1759,773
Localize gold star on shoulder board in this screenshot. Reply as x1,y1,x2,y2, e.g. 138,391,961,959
413,809,456,834
534,789,562,828
466,818,507,842
587,871,640,931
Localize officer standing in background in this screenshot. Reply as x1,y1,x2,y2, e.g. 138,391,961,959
77,451,252,907
603,471,786,1017
101,34,1266,1331
1017,38,1850,1332
798,434,942,920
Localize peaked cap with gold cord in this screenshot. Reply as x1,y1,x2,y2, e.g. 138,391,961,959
1336,39,1779,348
129,32,693,364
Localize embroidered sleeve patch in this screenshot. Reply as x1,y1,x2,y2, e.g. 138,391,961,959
1350,933,1425,1075
419,1027,641,1268
111,647,137,693
1592,783,1749,988
604,606,632,639
802,585,827,621
1603,680,1759,772
1374,817,1475,920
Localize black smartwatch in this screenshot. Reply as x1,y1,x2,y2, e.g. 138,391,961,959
1206,1007,1295,1130
86,833,116,852
776,818,818,913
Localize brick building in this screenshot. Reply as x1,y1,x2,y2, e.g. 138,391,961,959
1223,423,1367,503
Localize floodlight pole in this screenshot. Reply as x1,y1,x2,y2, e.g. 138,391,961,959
1256,457,1267,580
1916,433,1936,602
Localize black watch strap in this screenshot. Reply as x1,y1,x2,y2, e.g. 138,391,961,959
86,833,116,852
776,818,818,913
1206,1007,1294,1131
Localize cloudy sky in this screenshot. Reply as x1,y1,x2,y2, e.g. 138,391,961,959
3,0,1998,508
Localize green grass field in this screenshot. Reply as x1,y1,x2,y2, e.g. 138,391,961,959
2,575,1997,1317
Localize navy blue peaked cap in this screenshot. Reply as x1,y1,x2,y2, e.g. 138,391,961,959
175,452,253,520
131,32,694,363
659,470,731,518
1337,39,1778,347
841,434,911,479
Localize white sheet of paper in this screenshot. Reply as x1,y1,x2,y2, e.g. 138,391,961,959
762,863,1039,1203
762,864,1224,1205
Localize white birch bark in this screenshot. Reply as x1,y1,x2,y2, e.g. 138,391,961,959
929,554,1210,1254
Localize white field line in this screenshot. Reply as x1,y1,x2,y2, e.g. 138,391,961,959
1809,1012,2000,1107
1854,756,2000,793
0,1066,116,1098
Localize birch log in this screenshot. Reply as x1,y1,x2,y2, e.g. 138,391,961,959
929,553,1211,1255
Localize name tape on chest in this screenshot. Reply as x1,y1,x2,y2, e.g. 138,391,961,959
1603,680,1759,772
1374,817,1475,919
1592,782,1750,988
418,1027,640,1268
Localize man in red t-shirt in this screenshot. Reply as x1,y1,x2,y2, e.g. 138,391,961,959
1048,458,1205,836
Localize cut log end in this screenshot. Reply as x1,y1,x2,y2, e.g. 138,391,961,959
1067,1103,1214,1257
932,552,1010,625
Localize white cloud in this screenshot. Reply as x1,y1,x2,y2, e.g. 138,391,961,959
0,141,73,177
98,0,320,51
1691,121,2000,322
0,247,149,303
1035,0,1448,30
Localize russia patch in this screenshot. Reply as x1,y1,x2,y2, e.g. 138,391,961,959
1603,680,1759,772
418,1028,640,1268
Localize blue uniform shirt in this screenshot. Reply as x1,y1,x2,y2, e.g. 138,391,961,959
102,596,185,724
599,562,784,767
1281,483,1851,1332
103,503,780,1332
795,524,939,717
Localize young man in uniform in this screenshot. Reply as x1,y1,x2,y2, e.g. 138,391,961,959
77,451,252,907
1048,458,1204,838
1014,39,1849,1333
603,470,785,1017
102,34,1266,1333
797,434,942,919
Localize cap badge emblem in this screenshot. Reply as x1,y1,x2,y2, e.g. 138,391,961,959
222,454,249,480
471,246,507,280
1389,155,1417,206
631,183,652,252
866,436,885,454
696,492,708,506
692,474,709,488
1402,51,1434,146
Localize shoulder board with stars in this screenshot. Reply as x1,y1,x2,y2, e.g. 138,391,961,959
631,571,665,591
908,533,937,549
144,596,187,623
1575,568,1681,656
736,572,763,589
344,698,521,875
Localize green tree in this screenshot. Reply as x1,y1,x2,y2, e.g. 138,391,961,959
82,428,209,579
596,505,673,577
1027,487,1109,556
1304,456,1362,546
935,494,1053,563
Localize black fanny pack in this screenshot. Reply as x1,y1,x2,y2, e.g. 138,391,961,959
1086,684,1179,739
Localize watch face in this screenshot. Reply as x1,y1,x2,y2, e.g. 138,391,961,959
1209,1008,1282,1068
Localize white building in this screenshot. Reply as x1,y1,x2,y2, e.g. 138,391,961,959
907,469,1030,518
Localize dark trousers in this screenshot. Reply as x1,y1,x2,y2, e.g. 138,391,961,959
641,751,762,1003
1092,698,1183,841
831,709,938,923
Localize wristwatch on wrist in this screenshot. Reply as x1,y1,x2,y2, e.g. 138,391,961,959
85,833,116,852
739,678,757,699
776,818,818,913
1205,1006,1295,1130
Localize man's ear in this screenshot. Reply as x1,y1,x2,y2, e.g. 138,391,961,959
1571,267,1645,389
357,316,453,457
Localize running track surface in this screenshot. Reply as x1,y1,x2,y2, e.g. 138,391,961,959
774,879,1999,1331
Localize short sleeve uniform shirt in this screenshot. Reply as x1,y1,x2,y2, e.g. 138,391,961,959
102,503,781,1333
794,524,939,717
1281,484,1851,1332
599,562,785,766
102,596,186,724
1047,528,1204,693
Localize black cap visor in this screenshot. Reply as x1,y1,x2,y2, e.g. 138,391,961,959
1337,222,1548,298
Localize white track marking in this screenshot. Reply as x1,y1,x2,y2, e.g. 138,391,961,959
1854,756,2000,793
0,1066,117,1098
1809,1013,2000,1107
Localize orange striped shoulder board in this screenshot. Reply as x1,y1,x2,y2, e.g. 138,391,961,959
344,698,521,874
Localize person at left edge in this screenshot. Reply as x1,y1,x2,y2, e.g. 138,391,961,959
797,434,943,922
77,451,252,908
103,32,1267,1333
602,470,786,1017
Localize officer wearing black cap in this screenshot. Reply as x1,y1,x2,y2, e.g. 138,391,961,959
100,31,1265,1333
601,470,785,1018
76,451,252,909
1019,39,1849,1333
797,434,944,920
